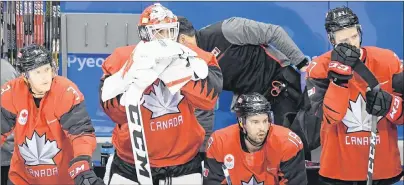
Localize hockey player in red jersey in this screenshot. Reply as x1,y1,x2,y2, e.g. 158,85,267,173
99,3,222,185
0,44,103,185
203,92,307,185
306,6,403,184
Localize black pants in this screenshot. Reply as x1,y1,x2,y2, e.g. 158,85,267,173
318,172,403,185
107,153,203,185
1,166,10,185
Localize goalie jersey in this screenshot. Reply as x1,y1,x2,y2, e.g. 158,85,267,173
99,42,222,167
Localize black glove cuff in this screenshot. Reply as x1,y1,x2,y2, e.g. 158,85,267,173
328,71,351,87
69,155,93,168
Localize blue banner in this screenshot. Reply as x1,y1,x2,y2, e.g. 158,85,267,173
67,53,114,137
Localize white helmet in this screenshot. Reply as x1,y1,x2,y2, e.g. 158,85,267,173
137,3,179,42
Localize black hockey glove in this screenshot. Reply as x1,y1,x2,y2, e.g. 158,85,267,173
331,43,361,68
366,88,392,117
327,60,353,87
68,155,105,185
366,88,403,122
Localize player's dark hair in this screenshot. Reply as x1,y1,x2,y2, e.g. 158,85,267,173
177,16,196,37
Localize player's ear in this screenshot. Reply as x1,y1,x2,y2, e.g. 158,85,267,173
177,34,185,44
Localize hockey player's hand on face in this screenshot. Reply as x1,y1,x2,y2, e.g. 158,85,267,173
365,88,393,117
327,43,362,86
68,155,106,185
332,43,361,68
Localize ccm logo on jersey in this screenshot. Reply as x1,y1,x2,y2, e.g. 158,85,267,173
389,96,402,120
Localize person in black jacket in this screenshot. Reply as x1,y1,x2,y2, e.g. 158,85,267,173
178,16,309,127
0,59,19,185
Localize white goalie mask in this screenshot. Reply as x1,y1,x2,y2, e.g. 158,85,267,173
138,3,179,42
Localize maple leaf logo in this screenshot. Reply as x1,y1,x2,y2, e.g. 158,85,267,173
242,176,264,185
143,81,184,118
342,94,382,133
18,109,29,125
18,132,61,166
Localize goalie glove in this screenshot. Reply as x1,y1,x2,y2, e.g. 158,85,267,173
68,155,105,185
177,42,208,80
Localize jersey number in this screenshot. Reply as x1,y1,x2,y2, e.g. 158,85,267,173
288,132,303,148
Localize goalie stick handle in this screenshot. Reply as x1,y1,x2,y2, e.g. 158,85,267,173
125,100,153,185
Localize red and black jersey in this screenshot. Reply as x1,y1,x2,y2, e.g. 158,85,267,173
306,46,403,181
0,76,97,185
203,124,307,185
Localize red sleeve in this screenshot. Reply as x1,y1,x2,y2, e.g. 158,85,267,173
181,44,223,110
278,129,307,185
388,95,403,124
54,78,97,157
306,54,350,125
322,82,350,124
204,132,226,185
388,51,403,124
